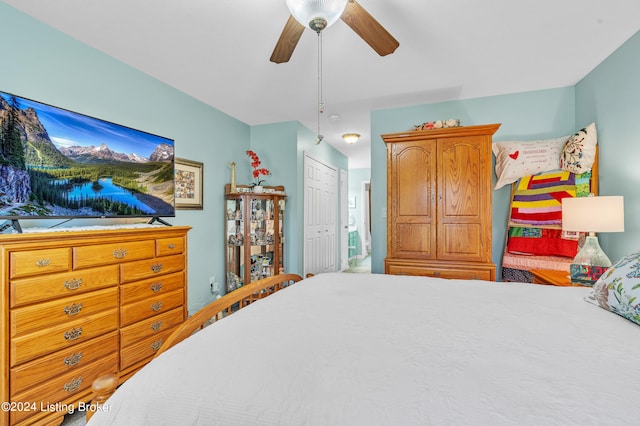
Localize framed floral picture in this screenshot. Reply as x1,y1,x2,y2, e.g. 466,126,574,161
175,158,204,210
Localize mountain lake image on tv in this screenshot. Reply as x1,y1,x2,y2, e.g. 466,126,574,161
0,91,175,220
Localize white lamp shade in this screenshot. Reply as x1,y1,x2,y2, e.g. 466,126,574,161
562,196,624,233
285,0,348,30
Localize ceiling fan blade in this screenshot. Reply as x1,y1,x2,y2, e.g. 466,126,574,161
270,15,305,64
341,0,399,57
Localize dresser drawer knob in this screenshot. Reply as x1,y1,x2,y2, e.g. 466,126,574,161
150,339,163,351
64,327,83,341
168,243,176,249
113,248,127,259
433,271,441,277
64,352,83,367
150,282,163,293
64,278,83,290
151,263,163,273
36,258,52,267
150,301,163,312
64,302,83,316
63,377,83,393
151,320,163,331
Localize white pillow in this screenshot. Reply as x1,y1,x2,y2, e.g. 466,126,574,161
560,122,597,174
585,249,640,327
492,135,568,190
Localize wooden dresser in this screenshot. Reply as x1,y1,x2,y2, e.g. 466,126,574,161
382,124,500,280
0,225,190,425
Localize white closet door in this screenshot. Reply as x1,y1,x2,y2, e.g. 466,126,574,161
321,163,338,272
304,154,338,276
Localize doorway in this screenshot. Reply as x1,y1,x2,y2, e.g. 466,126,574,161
343,178,371,274
360,181,371,257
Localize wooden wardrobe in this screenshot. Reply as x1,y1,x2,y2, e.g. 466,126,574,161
382,124,500,280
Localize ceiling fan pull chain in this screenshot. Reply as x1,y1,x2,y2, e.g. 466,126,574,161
315,31,324,145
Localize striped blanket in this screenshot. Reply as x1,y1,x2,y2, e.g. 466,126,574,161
510,170,575,228
506,170,591,258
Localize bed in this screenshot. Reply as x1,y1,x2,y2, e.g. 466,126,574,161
86,271,640,425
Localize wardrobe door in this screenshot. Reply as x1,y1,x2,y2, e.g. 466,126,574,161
437,135,491,262
387,140,437,260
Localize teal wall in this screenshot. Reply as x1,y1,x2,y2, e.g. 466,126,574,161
575,30,640,261
2,1,638,298
249,122,298,276
295,123,350,271
249,121,347,274
371,88,577,276
370,29,640,275
0,3,346,312
0,3,248,313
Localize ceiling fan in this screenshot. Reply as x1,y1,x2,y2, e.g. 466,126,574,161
270,0,399,64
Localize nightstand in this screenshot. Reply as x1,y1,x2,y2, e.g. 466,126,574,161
530,269,588,286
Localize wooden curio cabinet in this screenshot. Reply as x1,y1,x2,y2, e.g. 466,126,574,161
224,184,286,292
382,124,500,281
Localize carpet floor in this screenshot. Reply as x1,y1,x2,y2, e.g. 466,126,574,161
61,410,86,425
343,255,371,273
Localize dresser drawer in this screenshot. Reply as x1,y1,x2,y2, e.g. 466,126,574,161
120,288,184,327
120,254,185,283
11,287,118,337
73,239,155,269
386,264,493,280
156,237,184,256
10,247,72,279
120,307,184,349
10,265,119,308
120,326,177,371
11,309,118,366
10,352,118,425
120,271,184,305
10,331,118,396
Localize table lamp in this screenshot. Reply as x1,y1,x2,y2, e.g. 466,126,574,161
562,195,624,284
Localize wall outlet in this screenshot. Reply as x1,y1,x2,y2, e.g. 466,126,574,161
209,276,220,294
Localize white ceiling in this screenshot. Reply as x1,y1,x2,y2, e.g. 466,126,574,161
3,0,640,168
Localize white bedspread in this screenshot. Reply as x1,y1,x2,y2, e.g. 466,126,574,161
88,273,640,425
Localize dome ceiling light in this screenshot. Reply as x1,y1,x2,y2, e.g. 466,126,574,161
342,133,360,144
285,0,348,33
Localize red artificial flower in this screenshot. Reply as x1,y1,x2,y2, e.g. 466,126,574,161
246,150,271,186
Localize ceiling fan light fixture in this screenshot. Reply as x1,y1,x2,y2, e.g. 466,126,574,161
342,133,360,144
285,0,349,32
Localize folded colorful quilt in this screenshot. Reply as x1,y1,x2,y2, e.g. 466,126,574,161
506,227,578,258
509,170,576,228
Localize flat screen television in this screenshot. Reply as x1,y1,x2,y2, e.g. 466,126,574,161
0,90,175,227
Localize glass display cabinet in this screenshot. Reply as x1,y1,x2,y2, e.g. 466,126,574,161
225,184,286,293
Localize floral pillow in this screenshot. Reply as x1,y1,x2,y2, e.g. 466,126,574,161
492,135,568,190
586,250,640,326
560,122,597,174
